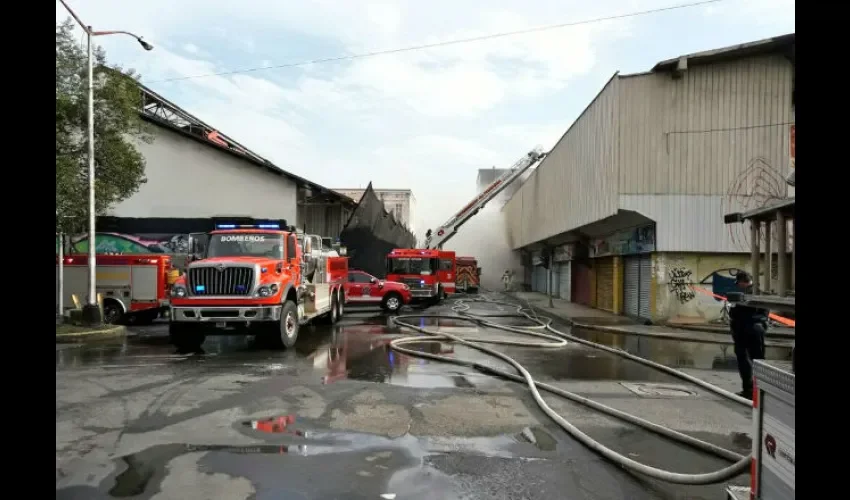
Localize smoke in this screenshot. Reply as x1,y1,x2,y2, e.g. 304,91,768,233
447,203,521,291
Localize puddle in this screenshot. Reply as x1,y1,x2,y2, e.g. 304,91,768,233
520,426,558,452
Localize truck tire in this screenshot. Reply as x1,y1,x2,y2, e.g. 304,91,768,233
169,322,205,354
327,294,340,324
102,300,124,325
382,292,403,313
337,289,344,318
277,301,300,349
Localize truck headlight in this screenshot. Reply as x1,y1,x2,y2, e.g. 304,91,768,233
257,283,280,298
170,285,187,298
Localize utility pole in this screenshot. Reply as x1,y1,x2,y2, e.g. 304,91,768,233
57,0,153,325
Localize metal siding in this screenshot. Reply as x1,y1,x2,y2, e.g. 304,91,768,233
558,262,571,301
617,54,793,196
623,257,640,316
620,194,756,252
503,75,621,249
595,257,615,312
638,255,652,320
113,126,298,223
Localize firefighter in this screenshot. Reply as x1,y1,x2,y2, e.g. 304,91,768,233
501,270,512,291
729,271,769,399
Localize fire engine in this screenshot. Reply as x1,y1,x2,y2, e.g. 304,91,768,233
56,252,174,324
386,248,456,304
168,217,347,353
393,149,546,296
455,256,481,293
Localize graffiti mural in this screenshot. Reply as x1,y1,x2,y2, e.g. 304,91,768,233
57,232,193,255
668,267,696,303
589,224,656,258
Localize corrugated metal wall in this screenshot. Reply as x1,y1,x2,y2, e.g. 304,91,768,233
297,204,349,239
617,54,793,195
504,74,621,249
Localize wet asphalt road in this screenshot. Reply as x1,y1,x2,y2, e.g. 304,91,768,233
57,296,752,500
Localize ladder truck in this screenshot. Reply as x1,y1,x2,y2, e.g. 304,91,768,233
386,149,547,303
423,148,547,250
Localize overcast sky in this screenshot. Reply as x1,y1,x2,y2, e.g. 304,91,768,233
57,0,794,239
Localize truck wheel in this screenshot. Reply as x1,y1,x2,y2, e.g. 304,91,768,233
337,290,344,318
169,322,205,354
382,293,402,313
328,294,340,324
277,301,300,349
102,300,124,325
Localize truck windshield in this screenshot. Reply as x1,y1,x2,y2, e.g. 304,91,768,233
387,257,433,275
206,233,284,258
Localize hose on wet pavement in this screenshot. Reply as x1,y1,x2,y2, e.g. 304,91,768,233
388,292,751,485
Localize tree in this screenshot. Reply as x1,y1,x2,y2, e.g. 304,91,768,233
56,18,152,234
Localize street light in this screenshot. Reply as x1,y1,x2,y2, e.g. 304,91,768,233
57,0,153,325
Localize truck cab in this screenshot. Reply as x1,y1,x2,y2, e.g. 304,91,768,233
168,217,347,353
386,249,455,304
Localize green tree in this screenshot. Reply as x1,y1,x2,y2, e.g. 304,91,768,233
56,18,152,234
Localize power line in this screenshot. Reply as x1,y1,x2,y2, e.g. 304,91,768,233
146,0,727,84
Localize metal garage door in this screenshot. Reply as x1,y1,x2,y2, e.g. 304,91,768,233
550,267,560,298
623,257,640,316
558,262,571,301
572,260,592,306
595,257,615,312
638,255,652,320
534,266,548,293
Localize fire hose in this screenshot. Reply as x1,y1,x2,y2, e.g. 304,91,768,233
389,292,752,485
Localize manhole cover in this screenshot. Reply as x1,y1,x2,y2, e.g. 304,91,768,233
620,382,696,398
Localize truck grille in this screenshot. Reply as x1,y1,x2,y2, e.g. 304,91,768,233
402,278,427,289
188,266,255,296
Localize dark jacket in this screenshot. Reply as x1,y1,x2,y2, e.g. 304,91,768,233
729,303,769,328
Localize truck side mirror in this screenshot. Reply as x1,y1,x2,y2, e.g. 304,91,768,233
370,277,378,284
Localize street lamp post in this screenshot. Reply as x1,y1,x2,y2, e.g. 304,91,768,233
57,0,153,325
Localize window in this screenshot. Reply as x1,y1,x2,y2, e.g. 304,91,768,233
440,259,453,271
348,272,372,283
207,233,284,258
286,234,297,261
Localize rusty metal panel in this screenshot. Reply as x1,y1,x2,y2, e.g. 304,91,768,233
617,54,794,196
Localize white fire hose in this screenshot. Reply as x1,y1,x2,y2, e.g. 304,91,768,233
389,292,752,485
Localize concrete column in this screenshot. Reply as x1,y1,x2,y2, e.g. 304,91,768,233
750,220,761,294
764,221,772,294
776,212,787,297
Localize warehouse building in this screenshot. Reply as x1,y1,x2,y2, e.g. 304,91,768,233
93,82,355,250
503,34,795,323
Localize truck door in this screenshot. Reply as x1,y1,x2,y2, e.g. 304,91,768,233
347,272,369,301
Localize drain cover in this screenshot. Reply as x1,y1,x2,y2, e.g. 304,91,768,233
620,382,696,398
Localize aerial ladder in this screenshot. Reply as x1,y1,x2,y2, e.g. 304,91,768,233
423,148,547,250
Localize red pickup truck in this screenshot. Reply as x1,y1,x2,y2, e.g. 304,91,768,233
345,270,412,312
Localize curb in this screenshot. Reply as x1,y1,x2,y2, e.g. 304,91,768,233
504,294,793,348
667,323,795,340
56,325,126,342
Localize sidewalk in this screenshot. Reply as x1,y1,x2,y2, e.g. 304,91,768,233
507,291,794,348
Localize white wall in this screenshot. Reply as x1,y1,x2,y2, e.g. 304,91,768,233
111,126,297,223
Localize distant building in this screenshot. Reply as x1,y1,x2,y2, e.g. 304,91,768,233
334,188,416,234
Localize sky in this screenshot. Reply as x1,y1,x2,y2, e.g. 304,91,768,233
56,0,795,240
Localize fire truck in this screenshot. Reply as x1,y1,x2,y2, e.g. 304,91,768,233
168,217,348,353
455,256,481,293
386,248,456,304
56,252,174,324
391,149,546,297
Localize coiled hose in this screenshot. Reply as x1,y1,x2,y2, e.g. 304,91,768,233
389,292,752,485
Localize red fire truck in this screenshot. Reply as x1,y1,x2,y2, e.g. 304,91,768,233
56,253,174,324
455,256,481,293
168,217,348,353
386,248,456,304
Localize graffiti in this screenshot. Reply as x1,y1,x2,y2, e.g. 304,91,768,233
58,232,193,255
590,224,656,258
722,157,791,252
668,267,696,303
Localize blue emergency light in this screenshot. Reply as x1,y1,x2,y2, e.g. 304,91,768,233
212,217,287,231
195,285,206,292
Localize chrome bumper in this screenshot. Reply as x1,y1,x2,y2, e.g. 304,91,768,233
410,289,436,298
170,305,282,322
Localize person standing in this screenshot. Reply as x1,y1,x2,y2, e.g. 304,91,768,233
729,271,769,399
501,270,512,291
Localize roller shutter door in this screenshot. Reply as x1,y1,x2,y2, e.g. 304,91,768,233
550,267,560,297
638,255,652,320
595,257,615,312
623,257,640,317
534,266,548,293
572,261,592,306
558,262,571,301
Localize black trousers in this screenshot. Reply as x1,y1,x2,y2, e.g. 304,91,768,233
731,322,766,393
